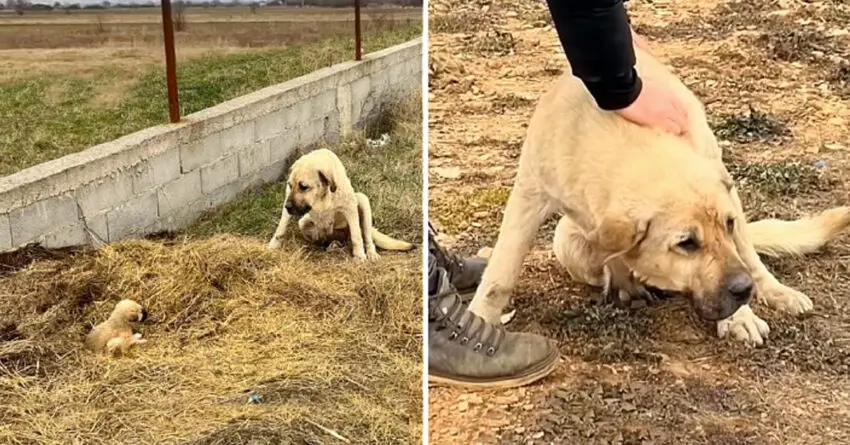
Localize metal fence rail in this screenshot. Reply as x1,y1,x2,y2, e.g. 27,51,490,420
157,0,364,123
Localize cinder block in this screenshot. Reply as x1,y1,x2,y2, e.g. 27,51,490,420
219,121,255,152
41,222,88,249
133,148,182,194
350,76,372,120
336,85,353,137
0,214,11,251
312,90,337,119
81,211,109,245
180,131,222,173
299,118,326,148
254,109,287,142
324,112,341,144
106,192,159,241
388,63,405,85
9,194,78,246
200,154,239,194
269,129,299,162
286,100,313,129
256,159,289,185
76,172,134,216
158,171,203,216
238,140,271,177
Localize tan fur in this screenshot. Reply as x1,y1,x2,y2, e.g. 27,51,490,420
267,148,414,260
468,46,850,346
84,299,148,357
748,207,850,257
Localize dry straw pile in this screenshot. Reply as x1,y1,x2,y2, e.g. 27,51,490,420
0,235,422,444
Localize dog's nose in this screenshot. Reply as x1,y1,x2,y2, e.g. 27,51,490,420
139,308,148,322
284,202,294,213
724,272,754,303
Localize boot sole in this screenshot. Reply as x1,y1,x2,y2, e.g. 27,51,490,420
427,347,560,390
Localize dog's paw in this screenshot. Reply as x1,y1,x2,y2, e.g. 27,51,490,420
759,281,813,315
717,305,770,346
601,264,654,307
367,250,381,261
267,239,282,250
353,251,368,261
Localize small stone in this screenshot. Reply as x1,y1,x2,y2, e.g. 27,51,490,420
468,394,484,405
515,427,526,434
495,394,520,405
458,400,469,412
432,167,462,179
825,143,845,150
473,211,490,219
532,432,545,439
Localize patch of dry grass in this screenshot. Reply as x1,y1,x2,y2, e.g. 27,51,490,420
0,234,421,445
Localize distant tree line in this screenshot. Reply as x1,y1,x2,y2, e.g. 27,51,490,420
0,0,421,13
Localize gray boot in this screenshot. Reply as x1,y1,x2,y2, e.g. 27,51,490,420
428,263,560,389
428,222,487,296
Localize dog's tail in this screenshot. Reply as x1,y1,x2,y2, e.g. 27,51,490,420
748,206,850,257
372,228,416,251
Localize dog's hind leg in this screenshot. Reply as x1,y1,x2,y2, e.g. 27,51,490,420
343,203,368,261
355,192,380,261
553,215,605,287
468,176,554,325
268,186,293,249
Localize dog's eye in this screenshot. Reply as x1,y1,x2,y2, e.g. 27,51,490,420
677,237,700,252
726,217,735,233
298,182,310,192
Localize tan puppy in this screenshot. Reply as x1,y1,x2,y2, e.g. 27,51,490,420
85,299,149,356
468,45,850,346
267,148,415,260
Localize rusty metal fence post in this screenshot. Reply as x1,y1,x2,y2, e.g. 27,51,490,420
161,0,181,123
354,0,362,61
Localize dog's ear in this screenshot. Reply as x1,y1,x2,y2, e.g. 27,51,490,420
589,214,651,257
318,169,337,193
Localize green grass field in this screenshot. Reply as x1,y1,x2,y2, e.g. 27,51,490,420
0,18,420,177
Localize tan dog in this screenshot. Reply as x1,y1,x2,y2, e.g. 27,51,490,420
84,299,149,356
267,148,415,260
468,45,850,346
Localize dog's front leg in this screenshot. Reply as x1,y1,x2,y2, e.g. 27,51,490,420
717,303,770,346
730,187,813,315
344,204,368,261
355,193,380,261
268,187,293,249
468,178,553,324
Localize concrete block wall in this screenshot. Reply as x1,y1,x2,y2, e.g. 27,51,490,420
0,39,422,252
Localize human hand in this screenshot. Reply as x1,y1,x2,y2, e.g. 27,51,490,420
615,77,689,136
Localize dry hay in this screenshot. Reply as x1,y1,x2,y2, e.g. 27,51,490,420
0,235,422,444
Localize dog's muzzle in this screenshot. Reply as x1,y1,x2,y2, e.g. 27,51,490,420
285,202,311,216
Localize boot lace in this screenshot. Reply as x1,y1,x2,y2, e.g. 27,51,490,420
430,270,504,356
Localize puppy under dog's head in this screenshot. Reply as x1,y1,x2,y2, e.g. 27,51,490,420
590,172,753,321
284,159,337,217
111,299,148,323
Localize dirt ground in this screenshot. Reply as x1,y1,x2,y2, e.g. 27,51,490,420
428,0,850,444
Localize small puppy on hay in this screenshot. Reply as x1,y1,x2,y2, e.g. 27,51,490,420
84,299,149,357
267,148,415,260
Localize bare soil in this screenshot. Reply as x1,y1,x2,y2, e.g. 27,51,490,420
428,0,850,443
